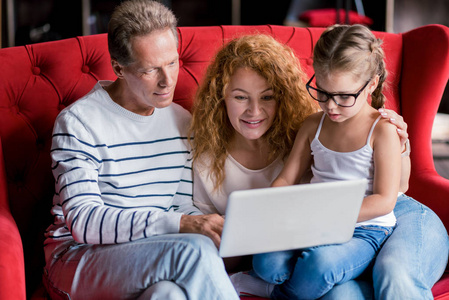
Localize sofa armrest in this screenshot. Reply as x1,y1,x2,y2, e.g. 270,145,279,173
0,138,26,300
401,24,449,230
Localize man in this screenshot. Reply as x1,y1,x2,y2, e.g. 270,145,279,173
43,1,238,299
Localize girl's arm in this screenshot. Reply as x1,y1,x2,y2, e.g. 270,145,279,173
271,114,318,187
357,119,402,222
378,108,410,192
399,150,411,193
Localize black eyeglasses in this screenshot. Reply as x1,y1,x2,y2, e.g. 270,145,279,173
306,74,371,108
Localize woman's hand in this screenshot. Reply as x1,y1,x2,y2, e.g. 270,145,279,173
378,108,408,148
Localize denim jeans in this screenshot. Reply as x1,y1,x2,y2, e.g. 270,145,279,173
321,194,449,300
253,224,394,300
44,233,239,300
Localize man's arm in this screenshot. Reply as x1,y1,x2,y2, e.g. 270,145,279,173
51,112,186,244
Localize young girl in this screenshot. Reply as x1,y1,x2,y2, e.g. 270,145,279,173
251,24,402,299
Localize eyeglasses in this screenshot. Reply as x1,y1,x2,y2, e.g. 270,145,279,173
306,74,371,108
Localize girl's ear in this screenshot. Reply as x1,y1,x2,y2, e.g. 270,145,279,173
369,74,380,94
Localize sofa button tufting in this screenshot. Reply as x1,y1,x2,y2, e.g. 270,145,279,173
11,105,19,114
32,67,41,75
306,58,313,65
12,173,25,185
82,65,90,73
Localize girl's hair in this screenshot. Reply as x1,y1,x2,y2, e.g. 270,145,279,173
189,34,317,190
108,0,178,66
313,24,387,109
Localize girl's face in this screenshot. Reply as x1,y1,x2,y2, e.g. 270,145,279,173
224,67,277,142
315,72,375,122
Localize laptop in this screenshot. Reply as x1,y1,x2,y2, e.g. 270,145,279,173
219,179,367,257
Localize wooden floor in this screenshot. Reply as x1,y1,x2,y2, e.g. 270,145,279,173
432,113,449,179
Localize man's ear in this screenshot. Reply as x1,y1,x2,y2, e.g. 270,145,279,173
111,59,124,78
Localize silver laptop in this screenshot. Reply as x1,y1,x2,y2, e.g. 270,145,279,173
219,179,367,257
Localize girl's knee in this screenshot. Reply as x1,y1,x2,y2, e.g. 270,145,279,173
253,252,294,284
294,250,335,283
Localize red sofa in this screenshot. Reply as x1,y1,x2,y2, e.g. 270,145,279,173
1,24,448,299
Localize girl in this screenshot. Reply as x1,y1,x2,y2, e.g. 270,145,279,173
252,24,401,299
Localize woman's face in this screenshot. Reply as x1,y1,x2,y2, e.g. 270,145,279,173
224,67,277,142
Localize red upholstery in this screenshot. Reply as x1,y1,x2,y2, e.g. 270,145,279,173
0,138,26,300
0,24,448,299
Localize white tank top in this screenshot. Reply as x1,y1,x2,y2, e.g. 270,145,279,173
310,113,396,227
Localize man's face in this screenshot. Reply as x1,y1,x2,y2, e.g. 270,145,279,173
117,28,179,116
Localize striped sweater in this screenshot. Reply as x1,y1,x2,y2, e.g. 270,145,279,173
44,81,201,255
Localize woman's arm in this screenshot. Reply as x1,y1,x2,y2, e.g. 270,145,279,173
192,160,222,215
357,119,402,222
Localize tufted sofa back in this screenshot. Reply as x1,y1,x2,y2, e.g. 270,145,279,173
1,25,449,298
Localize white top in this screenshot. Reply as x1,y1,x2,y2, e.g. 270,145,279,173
45,81,202,261
193,154,284,215
310,114,396,227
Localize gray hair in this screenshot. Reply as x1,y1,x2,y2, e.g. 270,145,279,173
108,0,178,66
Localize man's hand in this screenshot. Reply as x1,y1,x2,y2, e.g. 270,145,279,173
180,214,224,248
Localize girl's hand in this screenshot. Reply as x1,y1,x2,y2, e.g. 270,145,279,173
378,108,409,147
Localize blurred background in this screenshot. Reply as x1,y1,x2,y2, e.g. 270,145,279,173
1,0,449,177
2,0,449,47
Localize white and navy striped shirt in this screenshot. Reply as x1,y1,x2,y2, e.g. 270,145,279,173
44,81,201,251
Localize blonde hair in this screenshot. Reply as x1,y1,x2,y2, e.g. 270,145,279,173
313,24,387,109
189,34,317,189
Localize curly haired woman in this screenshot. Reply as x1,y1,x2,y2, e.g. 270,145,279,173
190,34,316,218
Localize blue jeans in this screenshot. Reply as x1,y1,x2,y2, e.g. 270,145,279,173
44,233,239,300
321,194,449,300
253,225,394,299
